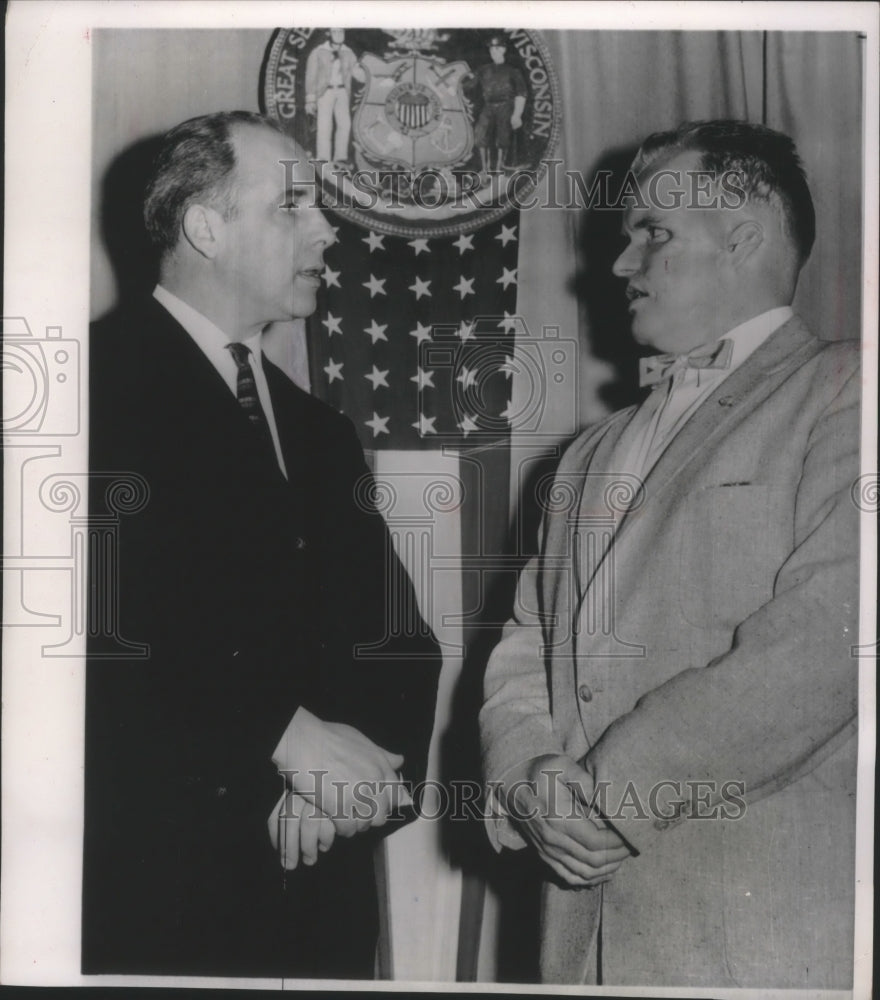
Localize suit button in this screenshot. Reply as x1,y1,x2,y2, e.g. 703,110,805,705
654,803,685,830
295,536,307,550
578,684,593,703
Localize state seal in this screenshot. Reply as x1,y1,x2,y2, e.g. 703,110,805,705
262,27,562,236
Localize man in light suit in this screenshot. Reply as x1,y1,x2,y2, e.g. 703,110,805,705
480,120,860,988
84,111,440,978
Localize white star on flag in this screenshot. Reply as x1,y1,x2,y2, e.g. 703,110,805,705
323,358,344,383
365,412,390,437
457,319,476,341
455,365,477,389
321,312,343,336
499,399,517,420
495,224,518,247
498,311,518,334
323,266,341,288
499,357,518,379
453,275,475,299
497,266,518,289
364,365,390,389
364,320,388,344
408,238,430,255
363,231,385,252
412,413,437,435
363,274,387,297
457,414,479,437
409,276,431,300
410,367,435,391
453,233,474,253
408,321,432,344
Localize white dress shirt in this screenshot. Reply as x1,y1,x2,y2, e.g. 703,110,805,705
327,42,344,87
153,285,288,477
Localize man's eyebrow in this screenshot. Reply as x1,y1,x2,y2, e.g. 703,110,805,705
621,212,663,237
630,213,665,231
281,182,315,202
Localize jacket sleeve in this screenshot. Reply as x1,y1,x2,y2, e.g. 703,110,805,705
305,413,442,789
585,359,861,854
305,49,319,101
479,520,568,851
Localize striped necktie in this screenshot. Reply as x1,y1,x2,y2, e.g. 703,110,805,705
226,342,277,463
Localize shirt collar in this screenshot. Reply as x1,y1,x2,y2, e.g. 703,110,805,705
153,284,263,367
643,306,795,391
721,305,794,369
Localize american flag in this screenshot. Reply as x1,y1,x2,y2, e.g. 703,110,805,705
304,208,525,980
307,215,521,451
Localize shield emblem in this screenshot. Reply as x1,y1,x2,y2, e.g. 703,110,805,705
263,27,563,235
354,52,473,170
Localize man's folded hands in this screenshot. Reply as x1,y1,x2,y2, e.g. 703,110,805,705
500,754,632,888
269,707,414,866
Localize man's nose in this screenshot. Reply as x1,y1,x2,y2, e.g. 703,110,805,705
312,208,337,249
612,241,640,278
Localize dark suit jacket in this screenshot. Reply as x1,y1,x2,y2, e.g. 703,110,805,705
83,296,441,978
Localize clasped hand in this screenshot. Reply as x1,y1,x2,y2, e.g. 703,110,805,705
502,754,631,888
268,708,412,868
268,788,335,869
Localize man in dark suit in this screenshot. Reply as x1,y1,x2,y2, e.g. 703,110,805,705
480,121,860,987
84,110,440,979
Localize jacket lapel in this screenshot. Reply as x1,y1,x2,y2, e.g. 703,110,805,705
263,361,309,474
144,298,297,496
565,408,636,602
263,360,310,521
566,317,821,656
144,297,253,437
608,316,820,545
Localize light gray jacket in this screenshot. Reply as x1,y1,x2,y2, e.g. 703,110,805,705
480,317,860,988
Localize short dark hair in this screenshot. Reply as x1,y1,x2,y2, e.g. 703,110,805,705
143,111,287,255
633,120,816,265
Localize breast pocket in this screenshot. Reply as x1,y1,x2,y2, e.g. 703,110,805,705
678,484,791,630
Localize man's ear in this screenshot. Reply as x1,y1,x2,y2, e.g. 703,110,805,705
725,220,764,266
181,204,224,260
